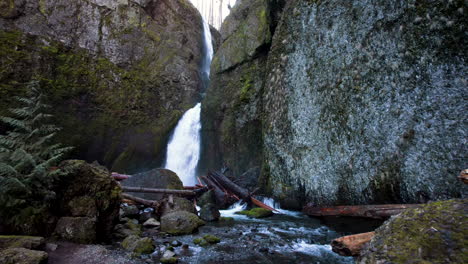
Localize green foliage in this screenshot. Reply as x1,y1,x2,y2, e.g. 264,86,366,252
0,81,72,232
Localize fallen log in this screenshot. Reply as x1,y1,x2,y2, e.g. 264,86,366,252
208,171,277,212
331,232,375,256
303,204,421,219
122,193,160,208
209,171,250,201
122,186,197,197
112,172,131,181
251,197,278,212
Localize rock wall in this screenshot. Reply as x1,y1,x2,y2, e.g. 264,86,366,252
0,0,204,173
202,0,466,207
263,0,467,207
200,0,285,187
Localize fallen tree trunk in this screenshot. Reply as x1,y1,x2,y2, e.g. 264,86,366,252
331,232,375,256
209,171,250,201
122,193,160,208
303,204,421,219
122,186,197,197
112,172,131,181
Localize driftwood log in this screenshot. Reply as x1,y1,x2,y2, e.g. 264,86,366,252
112,172,131,181
121,186,205,197
331,232,375,256
122,193,161,208
303,204,421,219
204,171,278,212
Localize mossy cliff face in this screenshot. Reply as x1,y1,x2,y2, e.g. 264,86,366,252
359,199,467,263
200,0,285,182
0,0,204,173
263,0,467,207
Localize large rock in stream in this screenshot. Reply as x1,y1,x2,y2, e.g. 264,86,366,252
0,0,205,173
359,199,467,263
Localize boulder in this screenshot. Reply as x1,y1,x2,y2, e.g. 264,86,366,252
161,197,197,216
122,235,155,255
0,236,45,250
120,205,140,219
0,247,48,264
113,219,142,239
199,204,220,222
68,196,97,217
53,217,96,244
160,250,178,263
143,218,160,228
57,160,121,241
197,190,216,208
359,199,467,263
122,169,183,200
160,211,205,235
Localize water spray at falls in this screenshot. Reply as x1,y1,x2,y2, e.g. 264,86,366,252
164,19,213,186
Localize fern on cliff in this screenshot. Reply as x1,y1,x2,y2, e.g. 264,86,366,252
0,81,72,231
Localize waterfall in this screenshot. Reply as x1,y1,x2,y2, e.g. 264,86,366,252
164,19,213,186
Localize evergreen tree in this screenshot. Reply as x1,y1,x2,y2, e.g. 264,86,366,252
0,81,72,231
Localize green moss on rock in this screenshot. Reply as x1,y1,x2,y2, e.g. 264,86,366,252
0,247,48,264
122,235,155,255
0,236,45,250
235,208,273,218
359,199,468,264
203,235,221,244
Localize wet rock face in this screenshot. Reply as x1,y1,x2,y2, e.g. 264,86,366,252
0,0,204,173
359,199,467,263
201,0,280,181
263,0,467,207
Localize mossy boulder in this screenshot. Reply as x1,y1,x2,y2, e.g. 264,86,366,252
57,160,121,241
199,204,220,222
160,211,205,235
161,197,197,216
113,219,142,239
122,169,183,200
122,235,155,255
197,190,216,208
235,208,273,218
0,247,48,264
359,199,468,264
53,217,96,244
68,196,97,217
193,235,220,246
203,235,221,244
0,236,45,250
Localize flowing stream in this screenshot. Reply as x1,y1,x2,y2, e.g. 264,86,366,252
151,198,382,264
164,19,213,186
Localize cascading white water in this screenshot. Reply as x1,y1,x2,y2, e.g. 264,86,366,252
164,103,202,186
164,19,213,186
